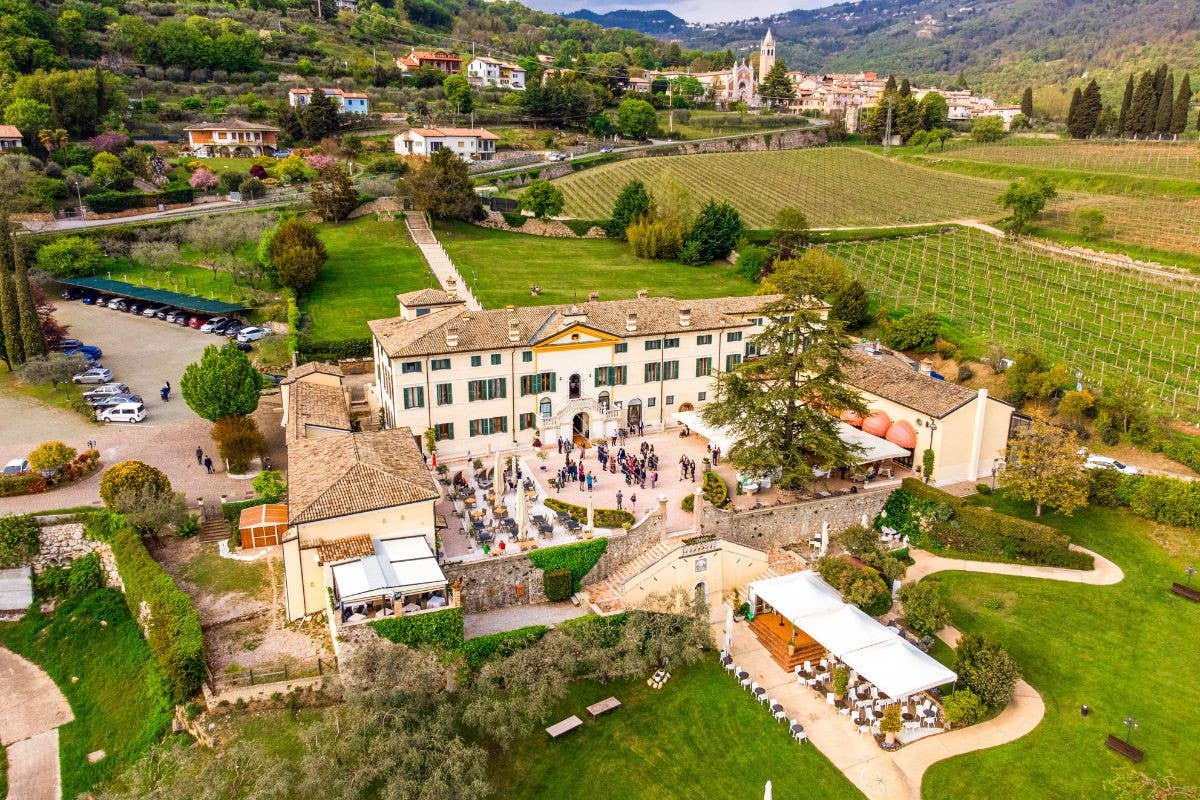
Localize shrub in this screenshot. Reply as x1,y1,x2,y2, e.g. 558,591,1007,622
0,473,48,497
883,311,940,352
898,580,949,636
817,556,892,616
627,217,683,260
562,219,598,237
881,704,902,735
543,498,633,529
369,606,464,650
99,461,171,510
252,469,287,502
681,471,730,510
0,514,40,568
35,236,104,277
500,210,526,227
176,514,200,539
211,415,267,474
542,567,573,601
28,440,77,474
527,538,609,592
839,524,878,558
954,633,1020,711
66,552,105,596
942,689,985,726
833,665,849,696
461,625,549,669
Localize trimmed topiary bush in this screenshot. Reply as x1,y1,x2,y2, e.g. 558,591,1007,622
370,606,465,650
462,625,549,669
99,461,171,510
527,538,608,592
543,567,573,601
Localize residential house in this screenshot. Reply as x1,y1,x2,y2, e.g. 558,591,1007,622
392,127,498,160
0,125,22,150
466,57,526,90
279,362,450,623
395,49,461,75
184,119,279,157
288,87,370,115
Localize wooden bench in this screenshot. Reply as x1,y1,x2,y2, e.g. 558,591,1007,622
586,697,621,718
546,715,583,738
1105,734,1144,762
1170,582,1200,602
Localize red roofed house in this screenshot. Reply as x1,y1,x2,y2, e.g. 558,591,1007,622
0,125,23,151
392,127,498,161
288,87,370,115
184,119,279,158
394,49,461,75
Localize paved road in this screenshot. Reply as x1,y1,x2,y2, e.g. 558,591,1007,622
18,192,303,233
1,646,73,800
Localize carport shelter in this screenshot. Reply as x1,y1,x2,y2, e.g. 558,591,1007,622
57,277,248,315
239,503,289,548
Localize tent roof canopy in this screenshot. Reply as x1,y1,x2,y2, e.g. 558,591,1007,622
58,277,248,314
331,534,447,605
670,412,910,466
748,571,956,698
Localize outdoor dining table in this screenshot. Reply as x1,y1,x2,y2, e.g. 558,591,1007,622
872,709,885,720
902,713,915,722
478,531,494,544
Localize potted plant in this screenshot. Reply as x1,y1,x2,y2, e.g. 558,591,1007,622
787,630,797,657
739,601,753,621
833,665,849,700
881,704,902,746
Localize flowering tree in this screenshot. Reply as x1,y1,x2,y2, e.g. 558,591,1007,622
188,168,218,193
87,131,131,154
304,153,334,170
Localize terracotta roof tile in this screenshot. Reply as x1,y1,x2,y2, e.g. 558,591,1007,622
287,381,351,440
0,125,21,139
282,361,344,385
844,353,978,418
184,118,280,132
396,288,465,307
316,535,376,564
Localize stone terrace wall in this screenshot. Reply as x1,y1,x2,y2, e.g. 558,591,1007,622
445,512,662,613
33,523,123,590
701,490,890,552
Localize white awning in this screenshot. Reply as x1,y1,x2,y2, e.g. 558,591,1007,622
332,535,447,605
748,571,956,699
671,412,909,465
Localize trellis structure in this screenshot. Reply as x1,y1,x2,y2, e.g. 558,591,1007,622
934,138,1200,182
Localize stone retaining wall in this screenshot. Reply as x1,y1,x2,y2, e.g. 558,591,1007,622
446,512,663,613
474,210,606,238
701,490,890,551
32,523,123,590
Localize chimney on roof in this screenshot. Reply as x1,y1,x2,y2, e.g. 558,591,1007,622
678,307,692,327
636,289,649,300
445,324,460,348
446,275,459,295
626,312,638,332
508,318,520,343
561,304,586,327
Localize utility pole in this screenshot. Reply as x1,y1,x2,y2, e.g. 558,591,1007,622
316,0,322,19
883,96,895,155
668,80,674,136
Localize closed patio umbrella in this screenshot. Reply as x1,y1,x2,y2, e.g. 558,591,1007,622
764,781,772,800
820,521,829,557
586,493,594,532
493,450,503,487
515,479,528,540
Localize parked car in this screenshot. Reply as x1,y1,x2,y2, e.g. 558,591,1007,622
235,341,253,353
57,338,83,352
2,458,30,475
1084,454,1140,475
106,298,127,311
161,307,180,322
61,288,82,301
91,393,143,409
548,151,566,162
188,316,208,329
272,149,292,158
72,366,114,384
201,317,230,333
82,382,131,401
236,326,268,343
142,305,164,318
213,319,244,335
97,402,146,423
126,301,144,315
80,294,98,305
222,323,246,338
599,146,614,154
64,344,103,360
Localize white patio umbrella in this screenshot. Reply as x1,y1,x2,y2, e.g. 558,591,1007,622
820,521,829,557
585,493,595,532
515,479,528,540
493,450,504,488
764,780,773,800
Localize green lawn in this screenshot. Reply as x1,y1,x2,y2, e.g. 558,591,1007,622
107,235,266,307
435,221,759,308
303,216,435,342
489,659,864,800
0,590,173,798
921,496,1200,800
178,547,269,599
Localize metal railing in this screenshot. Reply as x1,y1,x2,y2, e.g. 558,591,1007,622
209,656,336,692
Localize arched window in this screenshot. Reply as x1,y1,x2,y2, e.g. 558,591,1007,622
598,391,610,410
539,397,552,418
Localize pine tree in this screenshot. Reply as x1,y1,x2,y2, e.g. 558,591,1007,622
1170,74,1192,135
1020,87,1034,119
1069,80,1102,139
1065,87,1081,133
1154,72,1175,135
302,90,340,141
1129,71,1158,137
759,61,795,109
1116,74,1134,136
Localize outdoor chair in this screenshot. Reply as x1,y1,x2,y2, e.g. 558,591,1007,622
794,730,807,744
802,660,813,674
740,673,752,689
826,692,836,706
773,706,788,723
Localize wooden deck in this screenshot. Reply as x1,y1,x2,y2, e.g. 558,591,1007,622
750,612,826,672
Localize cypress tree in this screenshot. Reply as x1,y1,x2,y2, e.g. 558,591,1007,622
1170,74,1192,134
0,228,24,366
1154,72,1175,134
898,78,912,97
1080,80,1103,138
1152,64,1168,101
1116,74,1134,136
11,235,46,359
1129,71,1158,137
883,75,897,94
1020,87,1034,119
1066,87,1081,133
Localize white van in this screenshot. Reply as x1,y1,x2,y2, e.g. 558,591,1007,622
97,402,147,424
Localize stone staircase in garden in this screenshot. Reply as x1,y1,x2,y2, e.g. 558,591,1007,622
198,516,231,544
584,540,678,615
403,211,482,311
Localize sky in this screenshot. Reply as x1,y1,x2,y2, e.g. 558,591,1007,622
524,0,840,25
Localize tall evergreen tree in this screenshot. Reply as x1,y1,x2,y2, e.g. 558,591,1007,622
1170,74,1192,135
0,267,23,367
883,75,897,94
1154,72,1175,134
302,89,340,141
1129,71,1158,137
1020,87,1034,119
1065,87,1081,132
898,78,911,97
759,61,795,109
1152,64,1169,102
1116,74,1134,136
10,232,45,359
1069,80,1102,139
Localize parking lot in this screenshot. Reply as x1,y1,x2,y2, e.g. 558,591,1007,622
0,300,287,514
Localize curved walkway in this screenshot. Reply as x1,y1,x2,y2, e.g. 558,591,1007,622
905,544,1124,586
1,646,73,800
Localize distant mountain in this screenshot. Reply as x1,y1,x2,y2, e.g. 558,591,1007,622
565,9,691,36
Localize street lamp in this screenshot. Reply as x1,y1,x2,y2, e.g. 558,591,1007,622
1186,566,1197,587
1123,716,1139,744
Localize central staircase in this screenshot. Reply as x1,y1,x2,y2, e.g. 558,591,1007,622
584,540,677,615
750,612,826,672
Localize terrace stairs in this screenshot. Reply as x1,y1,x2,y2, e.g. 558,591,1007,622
584,540,678,615
403,211,482,311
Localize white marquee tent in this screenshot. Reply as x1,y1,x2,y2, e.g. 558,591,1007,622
671,412,909,464
747,571,955,698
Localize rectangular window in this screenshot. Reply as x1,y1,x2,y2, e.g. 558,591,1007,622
695,357,712,377
430,358,451,371
725,354,742,372
595,366,627,386
665,395,674,406
519,372,557,396
491,353,502,365
401,361,422,374
749,317,763,326
696,334,713,346
522,350,533,363
467,378,507,402
647,397,656,407
470,355,482,367
726,331,743,342
435,383,453,406
698,391,707,401
402,386,425,409
663,360,679,380
416,308,431,317
663,337,680,349
614,343,628,354
644,339,662,351
433,422,454,441
519,412,536,430
468,416,509,436
644,362,661,382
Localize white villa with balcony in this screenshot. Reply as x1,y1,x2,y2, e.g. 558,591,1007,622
367,290,806,456
392,127,498,161
466,56,526,90
183,119,279,158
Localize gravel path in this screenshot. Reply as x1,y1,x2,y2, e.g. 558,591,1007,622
463,602,587,639
1,646,73,800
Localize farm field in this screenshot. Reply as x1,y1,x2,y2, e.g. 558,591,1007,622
933,138,1200,183
554,147,1006,228
1041,193,1200,265
434,221,758,308
923,496,1200,800
826,227,1200,415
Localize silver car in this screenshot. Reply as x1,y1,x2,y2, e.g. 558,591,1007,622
72,366,114,384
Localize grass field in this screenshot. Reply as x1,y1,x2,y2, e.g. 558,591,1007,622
935,138,1200,183
826,227,1200,416
489,659,863,800
922,496,1200,800
303,216,435,342
553,147,1005,228
0,590,173,798
1039,193,1200,266
435,221,758,308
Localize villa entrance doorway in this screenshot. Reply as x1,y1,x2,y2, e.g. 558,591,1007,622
572,412,589,444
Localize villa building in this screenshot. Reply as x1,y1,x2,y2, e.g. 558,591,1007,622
392,127,498,160
279,363,450,623
394,49,462,75
287,87,370,115
0,125,23,150
183,119,279,157
466,57,526,90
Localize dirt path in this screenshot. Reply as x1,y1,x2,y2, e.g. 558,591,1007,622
1,647,73,800
905,544,1124,586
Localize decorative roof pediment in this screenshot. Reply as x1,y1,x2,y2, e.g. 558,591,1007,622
534,323,621,349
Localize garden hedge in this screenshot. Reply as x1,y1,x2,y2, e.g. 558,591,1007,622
85,513,206,702
543,567,573,601
370,606,465,650
0,513,40,568
0,473,48,497
298,336,372,360
85,185,195,213
461,625,549,669
543,498,633,528
681,471,729,511
527,538,608,592
500,211,526,227
1089,470,1200,530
